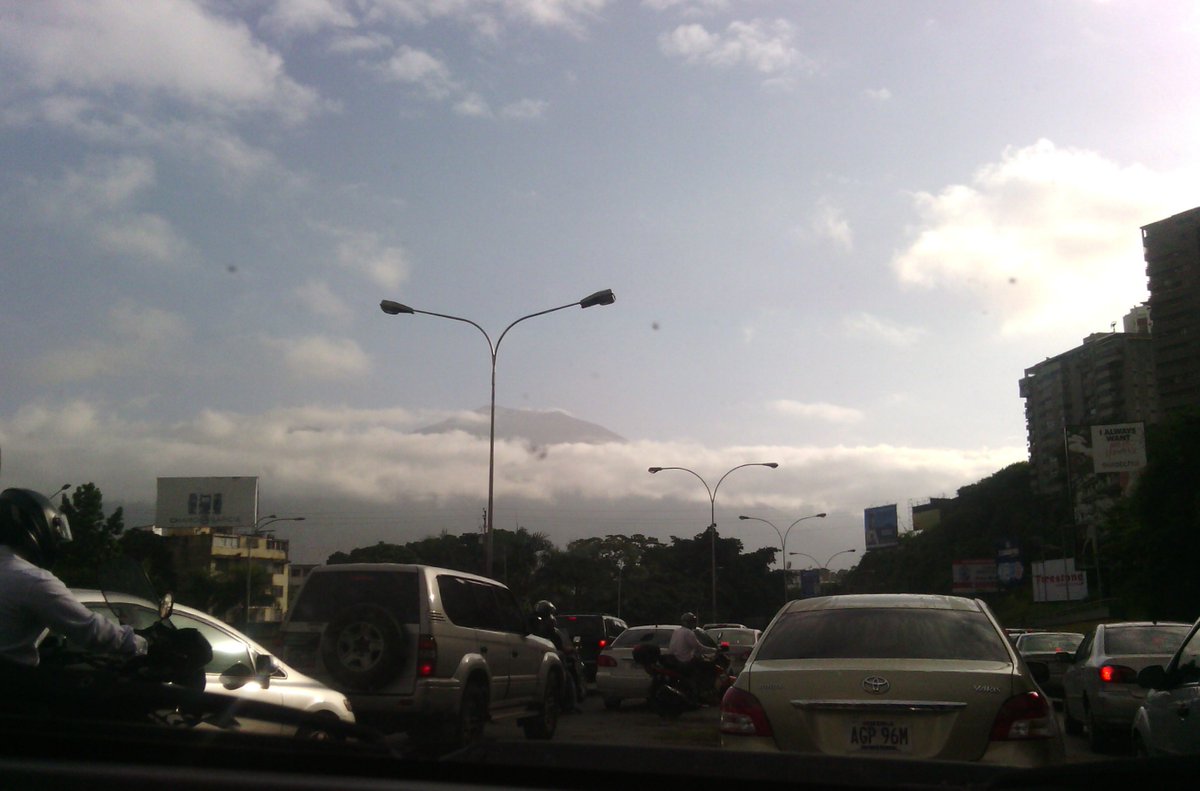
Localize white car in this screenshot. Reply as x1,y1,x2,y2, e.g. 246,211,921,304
595,624,718,709
720,594,1064,768
61,590,355,738
1132,616,1200,756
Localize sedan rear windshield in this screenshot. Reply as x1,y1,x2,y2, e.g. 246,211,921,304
755,608,1010,662
1018,633,1083,654
1104,625,1190,655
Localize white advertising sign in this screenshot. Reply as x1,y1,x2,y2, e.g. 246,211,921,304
156,476,258,530
1032,558,1088,602
1090,422,1148,473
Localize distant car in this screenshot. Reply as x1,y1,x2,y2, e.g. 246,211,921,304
703,623,748,630
62,590,355,739
595,624,717,709
1014,631,1084,698
705,626,761,676
1062,621,1191,752
1132,617,1200,757
558,613,627,683
720,594,1064,768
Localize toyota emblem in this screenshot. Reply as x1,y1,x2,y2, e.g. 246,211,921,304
862,676,890,695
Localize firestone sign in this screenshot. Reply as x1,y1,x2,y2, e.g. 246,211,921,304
1032,558,1088,602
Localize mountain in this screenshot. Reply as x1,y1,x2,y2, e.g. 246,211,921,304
416,407,626,446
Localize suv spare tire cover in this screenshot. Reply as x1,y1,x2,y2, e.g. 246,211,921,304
320,603,408,691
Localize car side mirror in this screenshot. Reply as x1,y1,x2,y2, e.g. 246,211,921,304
1138,665,1168,690
1027,660,1050,685
255,654,277,688
220,662,255,690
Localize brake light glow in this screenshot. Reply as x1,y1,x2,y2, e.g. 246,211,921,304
417,634,437,677
989,691,1054,740
719,687,773,737
1099,665,1137,683
597,654,617,668
598,639,607,648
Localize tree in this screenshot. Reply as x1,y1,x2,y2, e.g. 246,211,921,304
54,483,124,588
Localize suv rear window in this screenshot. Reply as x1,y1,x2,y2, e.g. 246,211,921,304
291,569,420,624
1104,625,1189,655
756,608,1010,662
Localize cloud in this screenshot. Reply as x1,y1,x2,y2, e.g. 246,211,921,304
864,87,892,101
770,400,865,425
893,140,1193,336
643,0,730,14
32,301,190,384
658,18,815,81
334,231,411,289
293,280,354,322
0,0,323,124
260,0,357,39
29,155,194,266
842,313,927,348
500,98,549,120
810,198,853,251
380,45,461,98
455,93,493,117
264,335,372,380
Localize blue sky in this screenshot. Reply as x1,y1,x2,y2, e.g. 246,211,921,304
2,1,1198,566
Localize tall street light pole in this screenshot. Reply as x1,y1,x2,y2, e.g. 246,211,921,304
789,548,858,569
648,462,778,621
738,512,826,603
381,289,615,578
245,515,305,626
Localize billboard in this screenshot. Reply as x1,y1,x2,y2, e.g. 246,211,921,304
1090,423,1148,473
995,541,1024,587
799,568,822,598
952,559,999,594
156,476,259,530
1032,558,1088,602
864,504,899,550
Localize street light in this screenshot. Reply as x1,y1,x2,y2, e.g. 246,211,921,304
738,512,827,603
380,290,615,578
788,548,857,569
648,462,779,620
245,515,305,626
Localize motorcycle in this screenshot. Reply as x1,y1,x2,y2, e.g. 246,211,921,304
632,642,733,719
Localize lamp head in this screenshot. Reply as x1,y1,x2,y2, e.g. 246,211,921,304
579,289,616,308
380,300,415,315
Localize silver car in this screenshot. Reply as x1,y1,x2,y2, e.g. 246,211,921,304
1132,616,1200,756
1062,621,1191,752
65,590,355,738
719,594,1064,767
706,627,761,676
595,624,718,709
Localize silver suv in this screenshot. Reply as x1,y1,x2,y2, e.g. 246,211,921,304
279,564,563,748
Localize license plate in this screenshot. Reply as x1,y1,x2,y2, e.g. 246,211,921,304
849,720,911,752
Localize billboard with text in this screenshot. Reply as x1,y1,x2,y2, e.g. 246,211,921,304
1032,558,1088,602
952,559,999,594
864,504,899,549
156,476,259,531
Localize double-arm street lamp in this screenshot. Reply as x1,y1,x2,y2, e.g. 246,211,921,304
647,462,779,621
788,548,858,569
245,514,305,625
737,512,827,603
381,289,616,577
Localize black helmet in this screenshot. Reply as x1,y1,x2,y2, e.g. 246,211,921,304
680,612,698,629
0,488,72,568
534,600,557,620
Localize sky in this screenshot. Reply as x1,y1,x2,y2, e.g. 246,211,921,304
2,0,1199,568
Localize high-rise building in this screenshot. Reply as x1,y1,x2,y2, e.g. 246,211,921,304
1019,308,1157,494
1143,206,1200,415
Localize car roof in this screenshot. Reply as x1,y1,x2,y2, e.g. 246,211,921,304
306,562,502,586
782,593,984,613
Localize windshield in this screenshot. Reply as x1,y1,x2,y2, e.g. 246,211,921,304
3,0,1199,785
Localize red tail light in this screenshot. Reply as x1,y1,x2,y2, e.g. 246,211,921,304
989,691,1055,740
597,653,617,668
1099,665,1137,683
417,634,437,677
598,639,607,648
719,686,773,737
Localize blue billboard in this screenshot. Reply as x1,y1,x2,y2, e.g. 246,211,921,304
864,504,899,549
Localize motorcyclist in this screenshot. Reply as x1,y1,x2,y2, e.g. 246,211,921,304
666,612,717,703
532,599,585,712
0,488,147,704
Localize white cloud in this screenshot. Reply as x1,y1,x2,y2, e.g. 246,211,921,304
893,139,1192,336
293,280,354,322
770,400,865,424
659,18,815,80
643,0,730,14
455,93,493,117
265,335,372,380
260,0,357,39
334,231,411,289
0,0,323,124
32,301,190,384
500,98,549,119
811,198,853,251
381,46,461,98
864,87,892,101
842,313,927,348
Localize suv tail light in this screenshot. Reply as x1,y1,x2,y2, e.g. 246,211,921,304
1099,664,1137,683
989,691,1055,740
597,653,617,668
417,634,437,677
597,639,608,649
719,686,773,737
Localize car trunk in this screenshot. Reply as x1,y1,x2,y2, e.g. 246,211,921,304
745,658,1017,761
